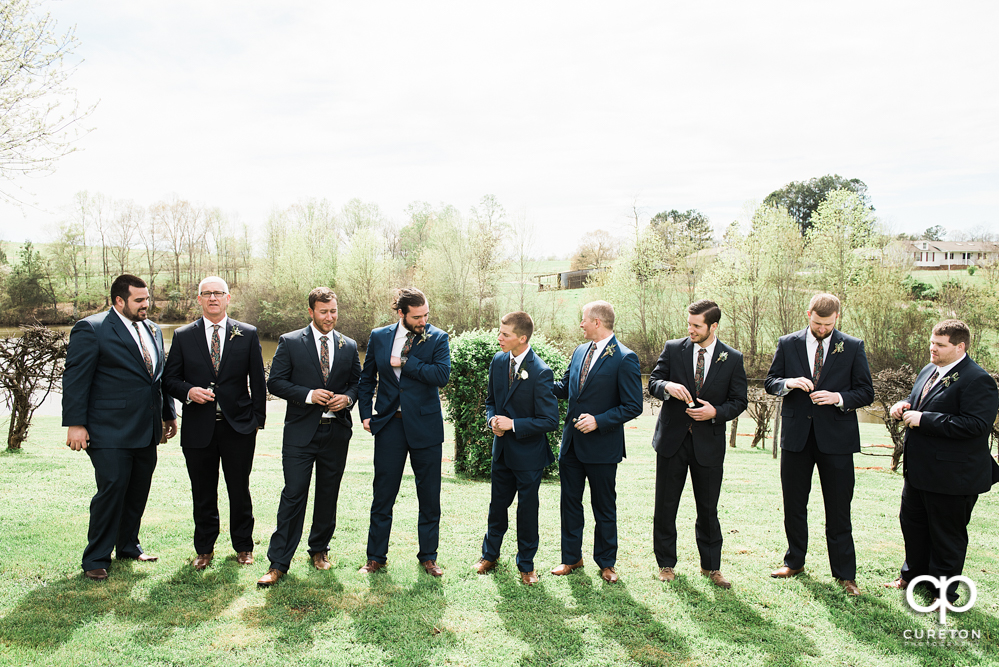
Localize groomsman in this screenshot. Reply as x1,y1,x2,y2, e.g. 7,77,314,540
474,312,559,585
550,301,643,583
765,293,873,596
886,319,999,601
649,299,747,589
257,288,362,586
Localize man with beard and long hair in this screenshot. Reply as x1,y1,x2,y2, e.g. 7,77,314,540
357,288,451,577
765,292,873,596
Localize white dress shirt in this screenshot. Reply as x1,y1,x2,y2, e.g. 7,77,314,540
113,307,158,368
583,335,613,375
202,315,228,360
305,323,346,416
663,337,716,402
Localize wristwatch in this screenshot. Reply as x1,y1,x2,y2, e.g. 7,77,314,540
400,356,408,367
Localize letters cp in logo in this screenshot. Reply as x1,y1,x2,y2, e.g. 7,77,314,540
906,575,977,624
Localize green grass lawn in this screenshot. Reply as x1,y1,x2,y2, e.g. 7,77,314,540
1,412,997,667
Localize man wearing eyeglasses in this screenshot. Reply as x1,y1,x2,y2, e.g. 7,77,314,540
163,277,267,570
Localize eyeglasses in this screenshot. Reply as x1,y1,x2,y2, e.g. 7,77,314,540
200,291,228,298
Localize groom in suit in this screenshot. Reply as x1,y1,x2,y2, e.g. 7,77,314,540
550,301,643,583
886,319,999,601
163,276,267,570
257,287,362,586
765,292,873,596
357,287,451,576
63,274,177,581
649,299,748,589
473,311,559,585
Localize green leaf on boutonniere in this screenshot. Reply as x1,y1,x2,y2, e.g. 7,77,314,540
229,324,244,341
337,333,345,349
717,351,728,363
416,332,430,345
941,371,959,387
832,341,844,354
602,343,617,358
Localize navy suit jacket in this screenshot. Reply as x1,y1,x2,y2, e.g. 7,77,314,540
648,338,748,467
267,326,361,446
485,348,559,471
765,328,874,454
358,322,451,449
162,318,267,449
903,355,999,495
62,310,176,449
552,336,643,464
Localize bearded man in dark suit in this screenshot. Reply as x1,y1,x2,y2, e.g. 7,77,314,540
649,299,748,589
63,274,177,581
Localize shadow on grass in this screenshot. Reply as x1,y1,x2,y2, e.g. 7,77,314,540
567,572,690,666
671,575,818,667
495,566,585,666
245,568,346,648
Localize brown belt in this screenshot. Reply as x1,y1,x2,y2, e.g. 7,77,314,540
393,412,403,419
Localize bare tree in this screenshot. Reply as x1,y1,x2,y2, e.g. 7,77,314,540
509,210,537,311
0,325,67,449
862,365,917,471
108,199,141,276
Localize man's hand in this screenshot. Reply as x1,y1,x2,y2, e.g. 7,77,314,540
902,410,922,428
312,389,334,407
685,399,716,421
390,355,402,368
66,425,90,451
785,377,815,392
574,413,597,433
161,420,178,443
328,394,350,411
493,415,514,433
890,401,911,420
810,390,842,406
363,418,371,433
188,387,216,404
489,416,505,436
665,382,693,404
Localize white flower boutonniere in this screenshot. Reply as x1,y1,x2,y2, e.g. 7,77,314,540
230,324,243,341
717,351,728,363
832,341,845,355
148,322,159,335
337,332,345,349
520,369,529,381
941,371,959,388
602,343,617,359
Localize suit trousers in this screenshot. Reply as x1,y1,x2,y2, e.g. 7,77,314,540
481,450,545,573
559,443,618,568
899,481,978,602
653,433,723,571
267,421,352,571
367,417,441,563
780,426,856,579
182,418,256,554
82,442,158,570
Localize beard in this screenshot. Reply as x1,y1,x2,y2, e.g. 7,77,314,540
122,304,148,322
403,318,426,335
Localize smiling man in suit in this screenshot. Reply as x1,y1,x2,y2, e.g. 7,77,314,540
357,287,451,577
764,293,873,596
649,299,747,589
163,276,267,571
256,287,361,586
549,301,643,583
885,319,999,602
473,311,559,585
63,274,178,581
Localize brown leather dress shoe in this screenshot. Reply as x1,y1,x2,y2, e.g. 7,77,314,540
257,569,284,586
884,577,908,590
421,560,444,577
473,558,496,575
701,568,732,589
84,568,108,581
192,552,214,571
520,570,539,586
135,553,158,562
550,560,584,576
600,567,619,583
657,567,676,582
358,560,386,574
771,565,804,578
236,551,254,565
839,579,861,596
312,552,332,571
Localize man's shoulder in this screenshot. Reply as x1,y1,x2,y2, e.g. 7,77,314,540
716,340,744,360
425,323,449,341
172,320,201,336
777,329,806,345
333,329,358,348
834,330,865,346
279,325,311,342
228,318,257,335
665,337,689,350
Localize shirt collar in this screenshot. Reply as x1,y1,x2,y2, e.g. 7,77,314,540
310,322,334,340
114,307,145,332
694,337,717,358
806,328,833,347
512,346,531,369
934,354,965,378
203,315,228,332
395,321,411,340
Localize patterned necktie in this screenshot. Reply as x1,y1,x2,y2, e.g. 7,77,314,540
509,355,516,384
695,348,706,396
578,342,596,390
320,335,330,383
401,331,415,357
211,324,221,373
918,369,939,407
813,338,824,384
133,322,154,377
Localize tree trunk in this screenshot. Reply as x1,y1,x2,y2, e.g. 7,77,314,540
728,416,738,448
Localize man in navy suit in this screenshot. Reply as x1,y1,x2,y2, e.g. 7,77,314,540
257,287,362,586
163,277,267,570
649,299,748,589
357,287,451,576
473,311,559,585
765,293,873,596
63,274,177,581
886,319,999,601
550,301,643,583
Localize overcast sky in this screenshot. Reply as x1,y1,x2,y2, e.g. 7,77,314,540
1,0,997,253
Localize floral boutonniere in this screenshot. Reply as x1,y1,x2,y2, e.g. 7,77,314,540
519,369,529,381
229,324,243,341
832,341,845,355
602,343,617,359
416,332,430,346
337,332,345,349
941,371,959,388
148,322,159,335
717,351,728,363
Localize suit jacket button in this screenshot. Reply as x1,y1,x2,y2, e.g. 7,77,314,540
807,415,812,419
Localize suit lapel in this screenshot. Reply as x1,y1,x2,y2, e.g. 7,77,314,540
795,329,811,378
192,319,216,377
919,356,969,409
326,330,348,387
382,324,400,386
580,336,614,394
503,349,531,408
302,326,326,382
108,310,149,375
215,320,236,376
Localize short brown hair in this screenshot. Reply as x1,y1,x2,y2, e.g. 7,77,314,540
688,299,721,326
308,287,337,309
392,287,426,315
583,300,615,330
501,311,534,342
932,319,971,350
808,293,841,317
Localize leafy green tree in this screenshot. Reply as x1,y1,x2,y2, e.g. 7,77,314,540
764,174,872,236
922,225,946,241
806,189,877,300
649,209,713,252
570,230,619,270
6,241,54,313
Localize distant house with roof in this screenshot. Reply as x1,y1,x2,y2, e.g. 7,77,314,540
898,240,999,269
535,267,608,291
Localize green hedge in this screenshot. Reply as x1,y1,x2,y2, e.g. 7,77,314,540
442,329,569,480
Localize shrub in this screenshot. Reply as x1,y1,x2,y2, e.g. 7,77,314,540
442,328,569,480
968,266,977,276
901,274,935,300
